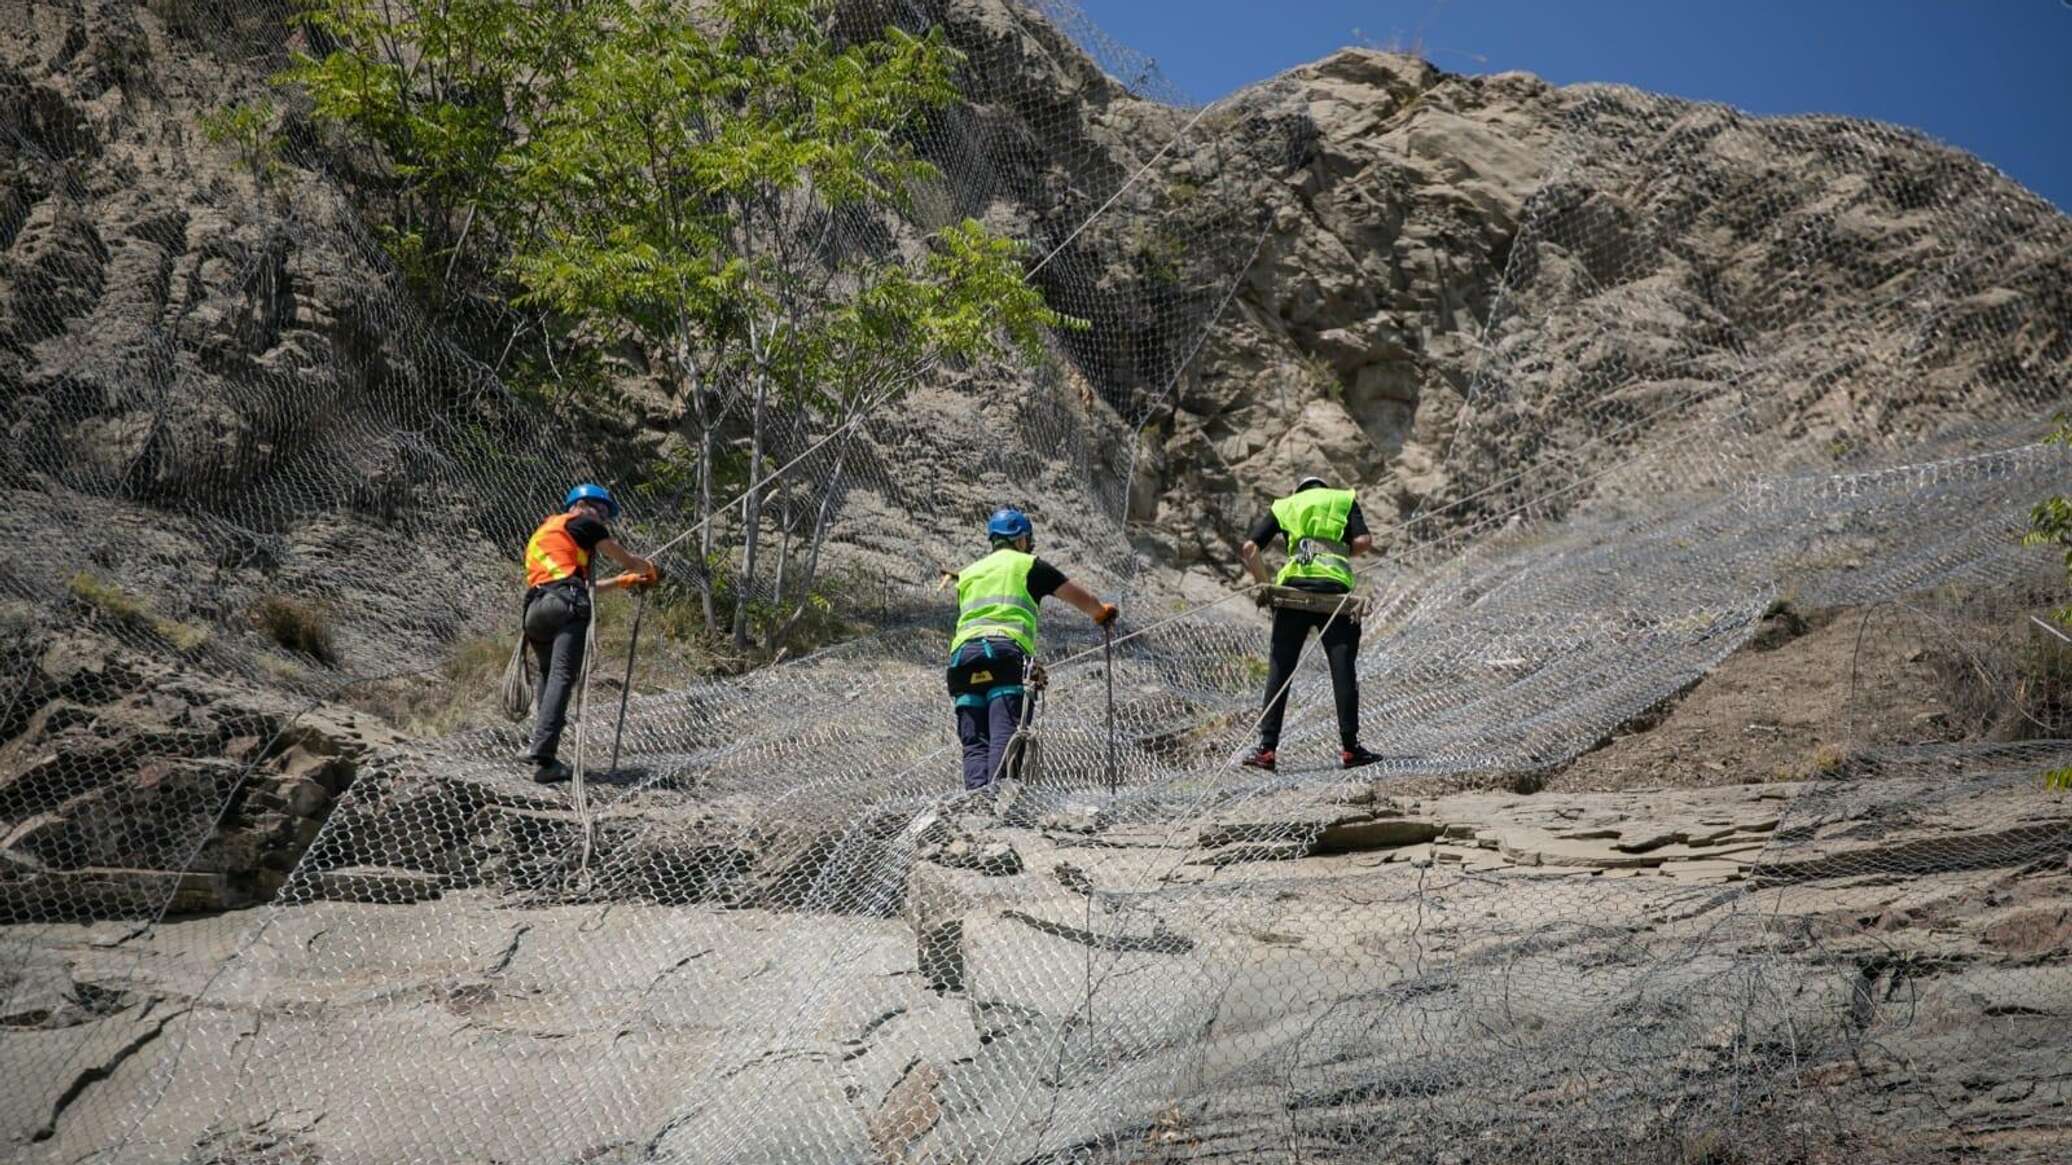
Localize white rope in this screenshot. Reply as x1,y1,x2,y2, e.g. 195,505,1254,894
569,579,598,887
1028,97,1224,278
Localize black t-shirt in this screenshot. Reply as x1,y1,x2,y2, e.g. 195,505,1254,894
564,514,612,555
1027,557,1067,602
1248,497,1368,594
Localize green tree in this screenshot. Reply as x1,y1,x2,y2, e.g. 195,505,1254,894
2023,417,2072,792
199,99,285,186
286,0,1072,650
2021,416,2072,628
283,0,602,307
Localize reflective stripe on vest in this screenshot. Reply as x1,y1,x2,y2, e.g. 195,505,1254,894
1271,488,1358,589
524,514,591,589
951,548,1039,655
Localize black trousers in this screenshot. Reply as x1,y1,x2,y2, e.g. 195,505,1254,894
524,585,591,764
1258,604,1361,750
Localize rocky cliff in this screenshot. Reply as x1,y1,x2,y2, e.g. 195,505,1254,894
2,1,2070,1162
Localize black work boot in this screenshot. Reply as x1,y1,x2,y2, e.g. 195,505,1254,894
532,759,574,784
1340,745,1385,771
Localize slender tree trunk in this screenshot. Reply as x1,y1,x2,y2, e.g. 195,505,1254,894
680,351,720,635
773,449,848,651
695,405,718,633
731,364,770,651
770,477,792,620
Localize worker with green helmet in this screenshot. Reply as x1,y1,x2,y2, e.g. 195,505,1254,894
1237,475,1383,771
947,507,1117,791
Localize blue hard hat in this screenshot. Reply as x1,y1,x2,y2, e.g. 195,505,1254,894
564,483,619,519
985,507,1033,542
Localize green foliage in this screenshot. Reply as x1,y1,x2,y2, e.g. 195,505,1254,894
1128,218,1189,287
286,0,1073,408
498,0,1069,403
2020,416,2072,627
281,0,603,299
284,0,1080,652
67,572,210,653
2044,766,2072,792
199,99,284,183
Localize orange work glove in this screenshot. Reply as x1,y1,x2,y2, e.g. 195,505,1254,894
641,562,664,586
1094,602,1119,627
612,571,647,590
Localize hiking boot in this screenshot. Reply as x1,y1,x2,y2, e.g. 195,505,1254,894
1340,745,1385,771
1238,746,1277,772
531,759,573,784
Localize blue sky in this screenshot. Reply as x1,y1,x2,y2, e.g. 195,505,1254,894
1076,0,2072,211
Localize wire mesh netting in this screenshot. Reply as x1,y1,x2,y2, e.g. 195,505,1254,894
3,0,2070,1162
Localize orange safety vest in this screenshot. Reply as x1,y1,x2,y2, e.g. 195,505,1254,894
523,514,591,588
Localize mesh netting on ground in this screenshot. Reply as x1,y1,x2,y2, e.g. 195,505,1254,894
3,1,2070,1162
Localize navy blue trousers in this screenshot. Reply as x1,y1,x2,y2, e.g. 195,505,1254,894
946,637,1028,791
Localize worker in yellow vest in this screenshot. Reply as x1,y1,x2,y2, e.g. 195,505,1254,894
948,508,1117,791
1236,476,1382,771
519,484,659,783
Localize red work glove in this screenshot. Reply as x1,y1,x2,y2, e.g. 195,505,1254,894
1094,602,1119,627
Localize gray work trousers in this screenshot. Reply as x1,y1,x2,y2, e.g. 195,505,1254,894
523,584,590,764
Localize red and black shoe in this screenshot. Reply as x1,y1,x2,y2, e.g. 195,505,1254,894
1340,745,1385,771
1239,746,1277,772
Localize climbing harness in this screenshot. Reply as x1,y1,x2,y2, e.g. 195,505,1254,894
1007,656,1047,786
1262,584,1369,619
1291,535,1354,575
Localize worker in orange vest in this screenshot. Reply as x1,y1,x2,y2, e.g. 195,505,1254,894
520,483,659,783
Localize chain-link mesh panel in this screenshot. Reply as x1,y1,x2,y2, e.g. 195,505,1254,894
3,0,2069,1162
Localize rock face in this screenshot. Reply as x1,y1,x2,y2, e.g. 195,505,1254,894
9,768,2063,1162
3,2,2070,1163
1115,49,2070,566
0,630,399,919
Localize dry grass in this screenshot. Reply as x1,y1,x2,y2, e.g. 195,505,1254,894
252,595,339,666
1773,742,1847,783
344,590,724,737
343,632,511,737
331,574,864,738
68,571,210,653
